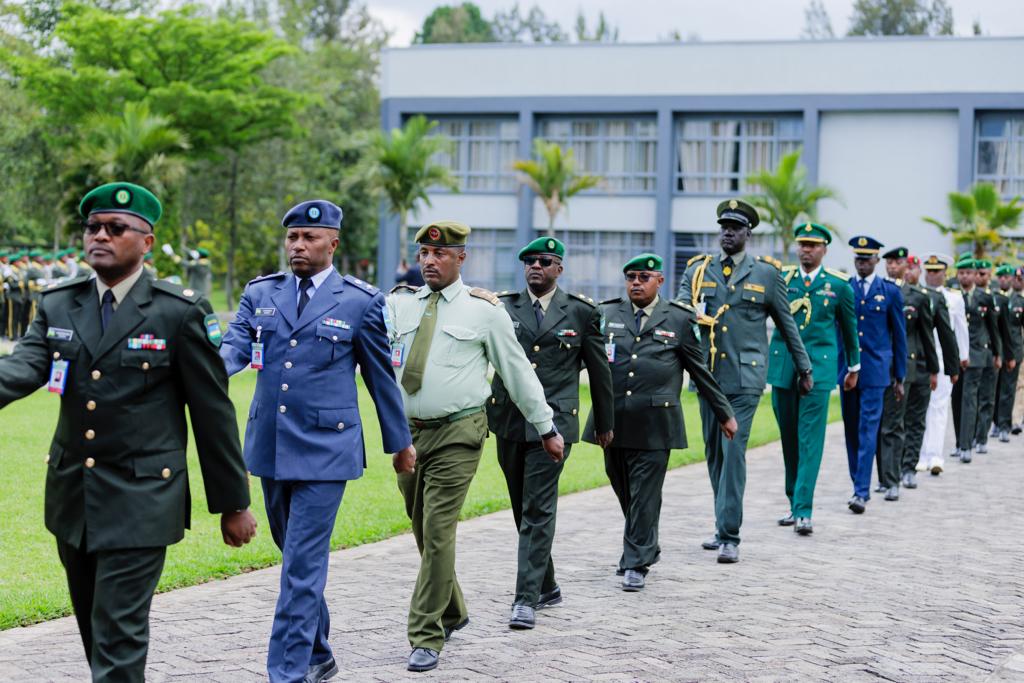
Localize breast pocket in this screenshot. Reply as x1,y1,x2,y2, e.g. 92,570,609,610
314,323,355,365
737,287,767,321
120,349,172,392
438,324,482,367
250,316,279,339
48,339,82,363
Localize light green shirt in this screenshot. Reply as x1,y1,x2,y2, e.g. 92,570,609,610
387,277,554,433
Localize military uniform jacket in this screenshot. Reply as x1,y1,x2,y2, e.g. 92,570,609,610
768,266,859,391
581,297,733,450
994,289,1022,362
487,287,614,443
1008,291,1024,363
221,269,411,481
840,277,907,387
924,287,960,377
678,253,811,395
963,287,1001,367
901,284,940,383
0,273,250,551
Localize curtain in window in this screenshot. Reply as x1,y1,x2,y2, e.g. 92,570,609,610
709,120,740,193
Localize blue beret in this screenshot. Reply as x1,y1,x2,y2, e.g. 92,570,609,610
282,200,343,230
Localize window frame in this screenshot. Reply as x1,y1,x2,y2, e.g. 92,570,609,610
425,115,521,195
541,229,656,300
974,111,1024,199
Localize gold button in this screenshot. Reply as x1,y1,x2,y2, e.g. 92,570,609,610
85,429,95,440
720,352,726,358
910,353,916,359
533,345,540,352
635,336,641,342
183,288,195,296
91,369,101,380
284,361,293,369
628,371,634,377
730,285,736,291
858,331,863,336
84,457,95,468
86,400,96,411
752,361,757,366
290,339,298,347
664,402,670,407
281,384,289,391
161,467,171,479
572,409,578,415
53,351,61,360
141,361,150,371
860,315,864,320
531,363,537,369
491,397,496,404
721,326,728,332
44,454,50,464
332,335,339,342
631,354,638,359
626,390,632,396
279,405,287,414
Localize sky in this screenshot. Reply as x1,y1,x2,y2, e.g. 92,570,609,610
368,0,1024,46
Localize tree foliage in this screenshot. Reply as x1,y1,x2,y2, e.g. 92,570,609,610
923,184,1022,258
513,139,602,235
573,10,618,43
847,0,953,36
414,2,494,43
492,3,566,43
802,0,835,39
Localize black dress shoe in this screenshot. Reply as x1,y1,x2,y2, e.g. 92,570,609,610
999,430,1010,443
977,443,988,454
991,424,1000,438
1012,424,1022,435
509,604,535,630
874,483,887,493
848,496,866,514
902,472,917,489
884,486,899,501
407,648,439,672
443,617,469,642
537,585,562,608
304,658,338,683
960,449,973,463
717,542,739,563
778,513,795,526
622,569,645,591
795,518,813,535
701,535,721,550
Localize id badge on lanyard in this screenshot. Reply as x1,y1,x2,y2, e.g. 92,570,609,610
250,325,264,370
48,359,69,394
605,334,616,363
391,342,405,368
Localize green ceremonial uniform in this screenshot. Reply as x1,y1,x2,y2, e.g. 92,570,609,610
988,285,1021,437
768,251,859,520
24,258,46,331
996,288,1024,433
5,262,26,338
958,283,1001,451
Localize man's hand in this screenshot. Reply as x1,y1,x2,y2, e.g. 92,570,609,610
393,445,417,474
542,432,565,462
719,416,739,440
843,371,859,392
960,359,970,370
995,355,1003,370
1010,359,1017,371
221,509,257,548
950,374,959,385
798,371,814,396
894,380,905,402
929,373,938,391
596,430,614,449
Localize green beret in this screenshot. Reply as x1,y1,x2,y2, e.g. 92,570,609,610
0,251,8,258
518,236,565,260
144,252,153,261
794,222,832,245
28,249,42,258
197,248,210,258
79,181,162,227
955,258,977,270
716,199,760,229
414,220,471,247
623,252,663,273
975,259,993,269
995,264,1015,277
957,250,973,262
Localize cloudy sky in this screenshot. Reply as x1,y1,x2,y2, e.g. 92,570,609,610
369,0,1024,46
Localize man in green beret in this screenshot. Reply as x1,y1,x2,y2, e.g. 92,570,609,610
387,220,563,672
4,252,27,338
955,258,1002,462
0,181,257,682
992,264,1022,441
768,223,859,534
587,252,735,588
184,247,213,299
23,249,47,332
973,259,1014,453
678,199,811,562
488,236,614,629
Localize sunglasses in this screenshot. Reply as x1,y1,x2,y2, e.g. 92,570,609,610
523,256,559,267
82,220,152,237
625,272,657,282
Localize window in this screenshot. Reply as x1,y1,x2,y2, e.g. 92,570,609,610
976,112,1024,197
407,227,519,293
544,230,655,301
538,117,658,193
430,117,519,192
675,116,803,194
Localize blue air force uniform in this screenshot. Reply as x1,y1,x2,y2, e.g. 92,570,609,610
839,237,907,506
220,200,411,683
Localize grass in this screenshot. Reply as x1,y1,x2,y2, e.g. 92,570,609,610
0,372,840,630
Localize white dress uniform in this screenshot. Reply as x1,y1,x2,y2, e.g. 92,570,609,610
919,285,970,471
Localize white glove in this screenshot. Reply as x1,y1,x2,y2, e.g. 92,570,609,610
161,243,175,256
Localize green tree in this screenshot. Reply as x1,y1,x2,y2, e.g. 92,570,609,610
513,139,601,235
492,3,566,43
573,10,618,43
802,0,835,38
923,184,1022,258
744,149,840,257
847,0,953,36
414,2,494,43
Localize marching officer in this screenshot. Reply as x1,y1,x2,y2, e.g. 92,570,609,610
4,251,26,338
768,223,859,535
183,247,213,299
839,236,906,513
1005,267,1024,436
587,253,734,587
992,264,1022,442
974,259,1013,453
387,221,563,673
0,182,257,682
488,237,614,630
678,199,810,562
220,200,414,683
0,250,9,338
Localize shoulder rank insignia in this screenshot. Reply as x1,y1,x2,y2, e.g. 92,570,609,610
569,292,596,307
248,271,287,285
686,253,707,267
825,267,851,281
497,290,517,298
600,296,623,305
344,274,378,294
389,283,420,295
757,255,782,270
469,287,500,306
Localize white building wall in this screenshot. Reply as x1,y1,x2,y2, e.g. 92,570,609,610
532,196,656,232
411,194,518,229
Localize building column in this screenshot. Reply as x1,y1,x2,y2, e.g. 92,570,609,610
802,107,820,186
376,101,403,289
654,108,675,294
957,106,975,192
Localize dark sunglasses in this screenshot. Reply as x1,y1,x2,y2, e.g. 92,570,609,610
625,272,657,282
82,220,152,237
523,255,559,267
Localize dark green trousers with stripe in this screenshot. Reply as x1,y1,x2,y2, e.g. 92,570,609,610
771,387,830,519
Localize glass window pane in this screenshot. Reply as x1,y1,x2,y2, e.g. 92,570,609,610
978,114,1010,137
468,120,497,137
977,140,1005,175
498,120,519,139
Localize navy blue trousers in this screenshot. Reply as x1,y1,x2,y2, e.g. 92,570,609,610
840,385,886,500
262,479,347,683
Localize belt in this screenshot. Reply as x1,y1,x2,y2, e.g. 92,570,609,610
408,405,485,429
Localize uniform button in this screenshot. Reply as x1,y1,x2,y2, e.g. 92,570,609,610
281,384,289,391
720,352,726,358
332,335,339,342
572,409,578,415
86,400,96,411
626,390,632,396
730,285,736,291
721,326,728,332
161,467,171,479
284,361,293,369
533,345,540,352
628,371,635,377
859,315,864,320
84,457,95,468
631,354,638,360
142,361,150,371
44,454,50,464
279,405,287,414
859,331,864,336
85,429,95,440
289,339,298,347
910,353,916,359
635,336,641,342
491,397,496,404
664,402,670,407
91,370,101,380
53,351,61,360
531,363,537,369
337,422,345,430
752,361,757,366
183,288,195,297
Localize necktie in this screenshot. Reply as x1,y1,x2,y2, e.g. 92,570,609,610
297,278,313,318
533,299,544,327
722,256,735,281
860,279,869,298
635,308,646,334
401,292,440,396
100,289,115,332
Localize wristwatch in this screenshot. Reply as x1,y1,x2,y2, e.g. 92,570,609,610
541,427,559,440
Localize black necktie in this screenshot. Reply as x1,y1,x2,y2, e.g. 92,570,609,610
533,299,544,327
100,289,115,332
635,308,646,334
297,278,313,317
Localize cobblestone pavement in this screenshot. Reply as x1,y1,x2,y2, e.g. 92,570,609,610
2,421,1023,682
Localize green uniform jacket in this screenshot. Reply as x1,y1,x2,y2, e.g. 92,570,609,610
924,287,961,376
994,289,1022,362
678,253,811,394
0,273,250,551
1008,291,1024,363
963,287,1001,367
901,283,940,382
581,297,733,450
768,266,859,390
488,287,614,443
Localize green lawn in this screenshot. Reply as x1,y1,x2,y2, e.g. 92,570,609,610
0,372,840,630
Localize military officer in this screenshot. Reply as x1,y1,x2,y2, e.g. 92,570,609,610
4,251,26,338
221,200,413,683
839,236,906,513
1009,268,1024,435
183,247,213,298
387,221,563,673
678,199,810,562
768,224,859,535
954,258,1001,462
488,236,614,630
23,250,47,330
973,260,1013,453
0,182,257,682
0,250,9,338
991,264,1022,442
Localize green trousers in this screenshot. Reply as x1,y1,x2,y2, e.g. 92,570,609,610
901,377,932,474
604,446,669,573
397,412,487,652
496,437,568,606
771,388,830,519
878,382,909,488
958,367,985,450
56,539,167,683
995,363,1020,431
976,366,997,445
700,393,759,545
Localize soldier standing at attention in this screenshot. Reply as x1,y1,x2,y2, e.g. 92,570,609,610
768,224,859,536
387,221,563,673
589,253,735,587
839,236,906,514
678,200,811,563
220,200,414,683
488,237,614,630
955,258,1002,462
1007,267,1024,436
0,182,257,682
974,260,1013,453
991,264,1022,442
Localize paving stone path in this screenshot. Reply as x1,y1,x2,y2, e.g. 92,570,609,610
2,421,1023,682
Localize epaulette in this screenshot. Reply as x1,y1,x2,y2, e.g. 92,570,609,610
569,292,596,307
41,275,91,294
782,264,797,272
600,296,623,305
344,274,378,295
247,271,287,285
469,287,500,306
389,283,420,295
825,267,851,281
153,279,202,303
757,255,782,270
686,253,707,267
669,300,695,312
497,290,519,298
895,278,905,287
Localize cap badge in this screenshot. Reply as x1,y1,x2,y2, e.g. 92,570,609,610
805,225,812,232
547,239,555,249
858,237,867,247
307,205,321,220
428,226,441,241
114,189,131,206
729,200,738,209
647,259,655,269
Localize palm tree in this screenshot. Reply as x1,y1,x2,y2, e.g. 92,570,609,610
744,149,840,257
923,183,1022,258
362,115,457,260
513,139,601,235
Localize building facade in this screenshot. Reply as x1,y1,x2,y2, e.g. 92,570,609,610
379,37,1024,296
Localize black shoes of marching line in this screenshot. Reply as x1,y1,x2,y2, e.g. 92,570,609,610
717,543,739,563
622,569,645,591
778,513,795,526
794,518,813,535
509,604,535,629
884,486,899,501
407,648,439,673
999,429,1011,443
304,658,338,683
848,496,866,514
701,536,721,550
960,449,973,463
874,483,887,493
901,471,918,489
537,586,562,609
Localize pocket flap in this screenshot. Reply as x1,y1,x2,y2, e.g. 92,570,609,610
121,350,171,369
250,316,279,333
739,351,765,366
741,288,766,304
317,407,361,432
554,398,580,413
133,450,187,479
48,339,82,360
316,323,355,344
651,394,680,407
442,325,478,341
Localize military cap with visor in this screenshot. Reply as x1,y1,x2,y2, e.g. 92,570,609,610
414,220,471,247
282,199,342,230
882,246,908,259
955,258,977,270
79,181,162,227
623,252,663,273
794,222,832,244
848,235,884,257
518,236,565,260
716,199,760,229
923,253,953,271
975,258,993,269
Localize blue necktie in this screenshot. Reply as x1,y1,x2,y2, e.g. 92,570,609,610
100,289,115,332
533,299,544,327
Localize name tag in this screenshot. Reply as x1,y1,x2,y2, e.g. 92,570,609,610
127,335,167,350
48,359,69,394
700,281,717,289
250,342,264,370
46,327,74,341
605,342,616,363
743,284,765,293
255,307,276,316
608,322,626,329
391,342,405,367
322,318,351,330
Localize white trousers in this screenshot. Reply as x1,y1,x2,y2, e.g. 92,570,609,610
920,371,953,467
